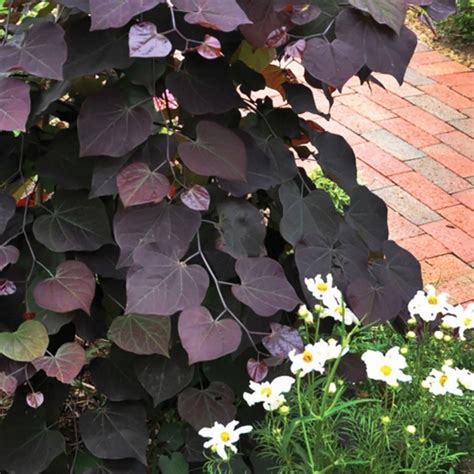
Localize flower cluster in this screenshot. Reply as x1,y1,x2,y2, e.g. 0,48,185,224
422,366,474,396
243,376,295,411
362,346,412,387
304,274,359,325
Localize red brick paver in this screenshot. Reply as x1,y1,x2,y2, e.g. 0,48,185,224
299,43,474,304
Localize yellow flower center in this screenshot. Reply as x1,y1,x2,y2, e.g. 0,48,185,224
427,295,438,305
317,282,328,292
439,374,448,387
302,350,313,362
260,386,272,398
380,365,392,376
220,431,230,442
464,318,472,327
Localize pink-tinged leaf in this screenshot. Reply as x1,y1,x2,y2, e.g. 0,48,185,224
0,79,30,132
178,382,236,431
0,21,67,80
0,372,17,396
284,39,306,59
173,0,252,32
178,307,242,364
117,162,170,208
152,90,178,112
90,0,166,30
247,358,268,382
262,323,304,358
265,26,289,48
33,342,85,384
26,391,44,409
0,280,16,296
232,257,300,316
178,121,247,181
196,35,222,59
108,313,171,356
180,185,210,211
129,22,172,58
78,88,153,157
33,261,96,315
0,245,19,271
126,244,209,316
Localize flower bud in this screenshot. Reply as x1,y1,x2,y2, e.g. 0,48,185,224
443,335,452,342
406,331,417,339
278,405,290,416
297,305,311,320
381,416,391,425
441,321,450,330
328,382,337,394
400,346,409,355
405,425,416,435
434,330,443,340
407,318,417,327
443,359,453,367
421,380,430,389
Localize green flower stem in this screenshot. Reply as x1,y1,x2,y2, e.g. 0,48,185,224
296,374,315,471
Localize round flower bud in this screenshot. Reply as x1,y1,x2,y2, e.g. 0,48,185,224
278,405,290,416
441,321,450,330
405,425,416,435
406,331,417,339
381,416,391,425
407,318,417,327
419,437,426,444
313,304,324,314
400,346,409,355
443,359,453,367
434,330,443,340
443,335,452,342
421,380,430,389
328,382,337,394
297,305,311,320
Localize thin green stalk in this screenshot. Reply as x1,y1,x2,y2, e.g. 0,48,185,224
296,374,315,472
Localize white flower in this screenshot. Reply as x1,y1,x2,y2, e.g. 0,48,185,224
422,365,463,396
456,368,474,391
243,376,295,411
304,274,340,306
323,338,349,360
361,347,412,386
198,420,252,460
442,303,474,340
408,285,451,322
289,343,326,377
323,298,359,326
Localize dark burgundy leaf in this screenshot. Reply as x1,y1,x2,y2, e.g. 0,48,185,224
426,0,457,21
63,18,133,79
0,194,16,235
309,130,357,193
26,391,44,409
77,245,126,280
79,402,148,464
246,358,268,382
178,121,247,181
108,313,171,356
90,154,130,198
0,78,30,132
217,200,266,258
90,0,165,30
180,185,210,211
0,21,67,80
179,306,242,364
126,244,209,316
174,0,251,31
232,257,300,316
178,382,236,431
33,190,112,252
302,38,364,89
56,0,90,11
262,323,304,358
0,280,16,296
32,342,85,384
0,372,17,396
282,83,318,114
166,55,243,115
33,261,96,315
135,349,194,406
336,9,417,84
127,58,167,94
117,162,170,207
129,22,172,58
78,88,153,157
348,0,408,33
337,353,368,382
279,181,339,246
0,245,19,271
345,186,388,251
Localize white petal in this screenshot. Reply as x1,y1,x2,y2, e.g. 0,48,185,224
271,376,295,394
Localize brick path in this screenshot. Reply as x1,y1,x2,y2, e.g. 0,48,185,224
297,43,474,305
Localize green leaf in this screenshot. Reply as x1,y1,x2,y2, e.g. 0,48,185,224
159,452,189,474
0,320,48,362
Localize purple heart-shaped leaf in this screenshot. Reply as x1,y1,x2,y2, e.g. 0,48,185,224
129,22,172,58
180,185,210,211
246,358,268,382
0,78,30,132
0,245,19,271
178,307,242,364
262,323,304,358
33,261,96,315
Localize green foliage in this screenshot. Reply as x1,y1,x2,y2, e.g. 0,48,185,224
309,167,350,214
438,0,474,43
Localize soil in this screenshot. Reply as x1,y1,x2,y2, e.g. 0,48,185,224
407,13,473,68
